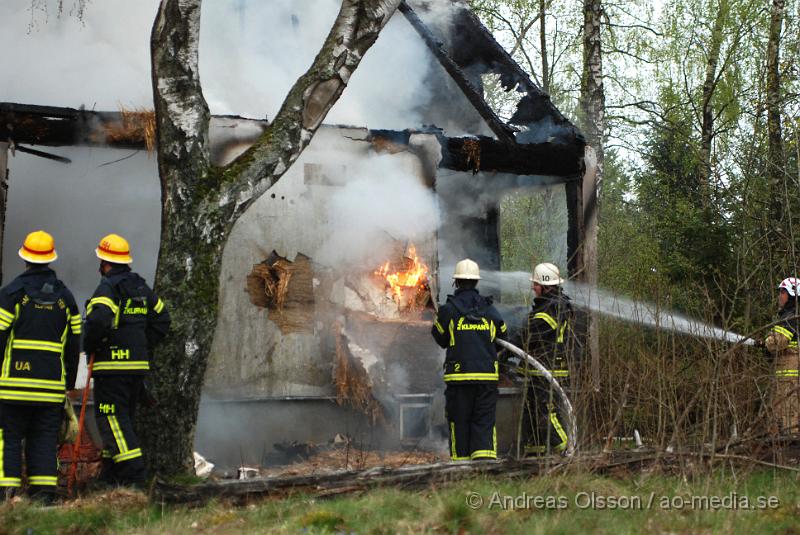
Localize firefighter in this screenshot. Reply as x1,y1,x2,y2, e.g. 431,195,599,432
431,259,507,461
84,234,170,487
764,277,800,435
515,262,574,456
0,231,81,503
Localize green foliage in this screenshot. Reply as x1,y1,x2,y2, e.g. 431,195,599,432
299,510,347,531
2,471,800,534
597,152,662,298
499,187,568,274
635,104,733,309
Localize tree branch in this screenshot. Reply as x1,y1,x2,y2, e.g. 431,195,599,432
221,0,402,219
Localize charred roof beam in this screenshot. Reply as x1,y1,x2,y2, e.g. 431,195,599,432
403,0,584,148
368,129,582,178
1,102,581,178
398,2,517,144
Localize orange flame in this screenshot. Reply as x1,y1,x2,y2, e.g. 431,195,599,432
374,245,430,304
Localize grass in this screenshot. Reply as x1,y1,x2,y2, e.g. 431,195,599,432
2,469,800,534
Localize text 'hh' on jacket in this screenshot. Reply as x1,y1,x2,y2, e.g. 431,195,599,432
84,266,170,374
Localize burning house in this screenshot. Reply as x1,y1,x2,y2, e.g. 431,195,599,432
0,0,594,468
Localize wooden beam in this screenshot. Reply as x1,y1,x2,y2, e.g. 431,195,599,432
439,135,583,177
0,103,148,149
366,129,583,178
155,458,551,504
566,146,599,384
1,102,583,179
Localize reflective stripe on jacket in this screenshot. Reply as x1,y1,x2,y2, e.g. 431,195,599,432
432,288,507,383
84,266,170,375
766,303,799,374
516,291,573,373
0,267,80,404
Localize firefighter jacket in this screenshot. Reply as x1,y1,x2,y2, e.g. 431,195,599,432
515,291,574,377
431,288,507,383
765,301,798,360
0,266,80,405
84,266,170,375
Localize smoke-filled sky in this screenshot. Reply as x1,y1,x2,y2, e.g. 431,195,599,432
0,0,438,128
0,0,474,301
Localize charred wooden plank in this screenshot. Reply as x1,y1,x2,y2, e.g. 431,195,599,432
366,129,582,178
1,102,581,178
440,135,583,177
14,144,71,164
154,458,550,504
0,103,146,149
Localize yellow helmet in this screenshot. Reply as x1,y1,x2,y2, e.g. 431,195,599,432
95,234,133,264
19,230,58,264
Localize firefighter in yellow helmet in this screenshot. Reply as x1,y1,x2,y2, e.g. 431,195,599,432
84,234,170,487
431,259,507,461
0,231,81,503
764,277,800,435
514,263,575,456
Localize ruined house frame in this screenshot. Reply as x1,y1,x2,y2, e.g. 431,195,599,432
0,0,596,465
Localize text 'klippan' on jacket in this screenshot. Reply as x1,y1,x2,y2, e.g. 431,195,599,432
84,265,170,375
0,266,80,404
431,288,507,383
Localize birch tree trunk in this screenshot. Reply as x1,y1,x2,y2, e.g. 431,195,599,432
579,0,604,384
539,0,549,94
699,0,729,200
139,0,401,478
766,0,785,223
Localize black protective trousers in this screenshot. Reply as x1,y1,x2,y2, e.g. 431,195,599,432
522,376,569,455
93,375,146,485
445,383,498,460
0,401,61,498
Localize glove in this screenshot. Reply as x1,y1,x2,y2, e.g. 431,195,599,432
58,399,79,445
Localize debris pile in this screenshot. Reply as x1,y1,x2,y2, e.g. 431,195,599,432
333,321,385,424
261,435,443,477
246,251,314,333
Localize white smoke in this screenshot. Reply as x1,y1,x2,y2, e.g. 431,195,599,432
0,1,159,108
314,153,439,268
200,0,435,130
1,0,478,134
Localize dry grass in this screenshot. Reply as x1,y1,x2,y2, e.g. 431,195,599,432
64,487,149,510
103,106,156,152
263,447,443,477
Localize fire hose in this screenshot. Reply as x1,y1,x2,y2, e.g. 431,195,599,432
495,339,577,458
